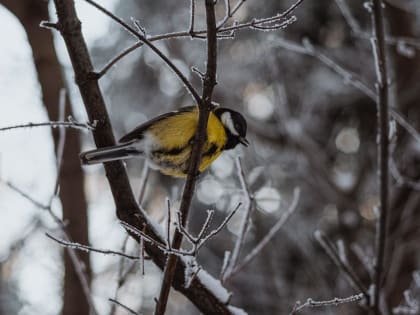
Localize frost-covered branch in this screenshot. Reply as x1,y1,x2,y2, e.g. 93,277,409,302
49,1,245,313
290,293,364,314
82,0,201,104
86,0,304,78
0,117,96,132
273,37,420,147
230,188,300,278
314,230,369,301
176,204,241,255
222,157,254,281
4,181,98,315
46,233,141,260
335,0,420,52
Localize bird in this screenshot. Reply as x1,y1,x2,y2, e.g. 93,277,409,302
80,106,248,177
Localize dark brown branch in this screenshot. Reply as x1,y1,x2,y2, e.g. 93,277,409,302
50,1,235,314
154,1,218,314
371,0,390,313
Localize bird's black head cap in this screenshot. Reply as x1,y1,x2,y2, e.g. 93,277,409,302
214,107,249,150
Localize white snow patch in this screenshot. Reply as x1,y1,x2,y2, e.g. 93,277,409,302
228,305,248,315
197,269,230,303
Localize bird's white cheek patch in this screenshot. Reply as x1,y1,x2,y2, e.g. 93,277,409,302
221,112,239,136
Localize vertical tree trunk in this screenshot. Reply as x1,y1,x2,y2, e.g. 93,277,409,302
0,2,91,314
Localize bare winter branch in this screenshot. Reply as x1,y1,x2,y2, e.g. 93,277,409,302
290,293,364,314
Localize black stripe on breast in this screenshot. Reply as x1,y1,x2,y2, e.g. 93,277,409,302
203,143,218,157
153,146,186,156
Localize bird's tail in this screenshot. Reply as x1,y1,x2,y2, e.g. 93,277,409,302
80,142,142,165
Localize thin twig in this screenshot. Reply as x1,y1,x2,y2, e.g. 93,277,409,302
46,233,140,260
119,221,193,257
390,158,420,190
196,210,216,242
89,0,304,78
109,298,140,315
228,188,301,279
189,0,195,34
0,119,95,132
6,181,98,315
82,0,202,104
334,0,362,34
217,0,246,29
314,230,369,301
371,0,390,313
290,293,364,314
334,0,420,51
273,37,420,144
222,157,253,281
166,199,172,250
52,89,67,200
196,204,241,251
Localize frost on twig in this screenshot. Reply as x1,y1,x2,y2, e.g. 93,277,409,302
83,0,304,78
0,116,97,132
273,36,420,148
290,293,364,314
314,230,369,301
222,158,301,282
46,232,141,260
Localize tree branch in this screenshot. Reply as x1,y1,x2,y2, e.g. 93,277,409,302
50,1,237,314
154,1,218,314
371,0,390,313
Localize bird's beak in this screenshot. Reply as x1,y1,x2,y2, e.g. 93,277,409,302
239,137,249,147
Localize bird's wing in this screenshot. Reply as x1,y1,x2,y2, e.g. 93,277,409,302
119,106,197,143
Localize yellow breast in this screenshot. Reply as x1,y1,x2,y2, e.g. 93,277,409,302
148,109,227,177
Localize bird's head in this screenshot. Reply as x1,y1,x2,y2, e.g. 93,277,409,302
214,107,249,150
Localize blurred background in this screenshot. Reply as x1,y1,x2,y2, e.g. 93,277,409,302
0,0,419,314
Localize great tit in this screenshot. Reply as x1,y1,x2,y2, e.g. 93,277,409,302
80,106,248,177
